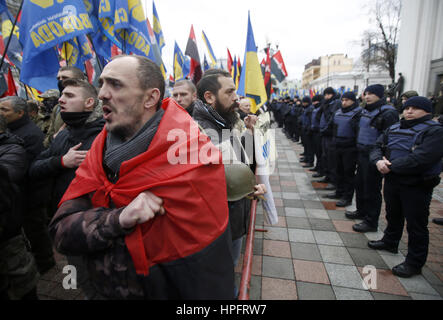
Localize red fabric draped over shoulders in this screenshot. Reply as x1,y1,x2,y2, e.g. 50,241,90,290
60,98,229,275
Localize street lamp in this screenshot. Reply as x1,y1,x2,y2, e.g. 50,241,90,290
326,55,332,87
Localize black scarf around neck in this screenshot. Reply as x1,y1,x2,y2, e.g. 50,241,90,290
104,109,165,177
60,112,92,128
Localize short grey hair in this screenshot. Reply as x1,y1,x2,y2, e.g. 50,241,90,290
174,80,197,94
0,96,28,115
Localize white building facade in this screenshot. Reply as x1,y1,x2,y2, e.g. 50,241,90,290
309,70,392,97
395,0,443,96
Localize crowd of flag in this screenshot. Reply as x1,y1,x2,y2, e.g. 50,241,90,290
0,0,294,113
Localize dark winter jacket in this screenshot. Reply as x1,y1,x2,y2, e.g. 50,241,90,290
29,110,105,216
7,114,44,164
7,114,48,208
357,98,399,153
192,100,252,240
0,132,27,243
318,95,342,136
332,103,362,148
370,114,443,186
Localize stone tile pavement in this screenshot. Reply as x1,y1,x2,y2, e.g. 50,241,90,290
37,126,443,300
234,127,443,301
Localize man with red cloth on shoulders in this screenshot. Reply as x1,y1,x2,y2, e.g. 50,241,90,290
49,55,234,300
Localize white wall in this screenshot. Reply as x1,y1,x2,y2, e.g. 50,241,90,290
395,0,443,95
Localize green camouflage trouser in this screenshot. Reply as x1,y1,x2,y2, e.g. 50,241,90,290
0,233,39,299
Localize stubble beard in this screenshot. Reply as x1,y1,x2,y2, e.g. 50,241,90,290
215,99,239,129
105,97,145,141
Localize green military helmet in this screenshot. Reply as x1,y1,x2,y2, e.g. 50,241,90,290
38,89,60,99
401,90,419,100
224,163,256,201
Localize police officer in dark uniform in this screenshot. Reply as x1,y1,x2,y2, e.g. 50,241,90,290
273,99,284,128
310,95,325,177
328,92,362,207
346,84,399,232
317,88,341,190
300,97,315,167
368,97,443,277
284,98,297,141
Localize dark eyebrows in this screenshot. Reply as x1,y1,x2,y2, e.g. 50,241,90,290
98,76,122,87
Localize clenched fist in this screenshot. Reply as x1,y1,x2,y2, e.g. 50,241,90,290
119,191,166,229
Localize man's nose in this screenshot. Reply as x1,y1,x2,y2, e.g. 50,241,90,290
98,83,111,100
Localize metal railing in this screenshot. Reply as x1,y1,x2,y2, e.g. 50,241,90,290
238,199,258,300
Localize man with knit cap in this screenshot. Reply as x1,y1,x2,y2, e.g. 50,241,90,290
369,96,443,277
346,84,399,232
329,92,362,207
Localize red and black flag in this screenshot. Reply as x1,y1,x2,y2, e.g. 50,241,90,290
260,58,265,77
264,47,272,99
185,25,202,85
271,50,288,82
227,48,233,73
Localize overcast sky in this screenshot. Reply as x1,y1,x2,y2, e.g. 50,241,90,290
141,0,374,80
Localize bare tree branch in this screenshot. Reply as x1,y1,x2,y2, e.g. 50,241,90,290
361,0,402,82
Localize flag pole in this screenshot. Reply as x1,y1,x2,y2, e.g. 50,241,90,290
64,43,68,65
22,83,29,100
84,61,89,82
0,0,24,71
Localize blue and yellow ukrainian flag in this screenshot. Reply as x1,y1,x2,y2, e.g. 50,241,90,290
237,12,267,114
153,1,165,53
203,54,210,72
173,41,190,81
201,30,217,68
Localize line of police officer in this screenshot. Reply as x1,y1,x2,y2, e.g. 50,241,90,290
270,85,443,278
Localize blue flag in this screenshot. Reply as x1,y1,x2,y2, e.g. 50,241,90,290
0,0,7,14
173,41,190,81
203,54,210,72
59,34,93,70
238,12,267,113
1,9,22,69
19,0,94,91
98,0,154,61
201,30,217,68
85,0,112,62
145,16,167,79
152,1,165,53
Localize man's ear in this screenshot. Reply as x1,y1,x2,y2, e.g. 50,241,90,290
144,88,161,110
84,97,96,112
204,91,216,106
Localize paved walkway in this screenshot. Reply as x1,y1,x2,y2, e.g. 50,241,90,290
235,127,443,300
37,126,443,300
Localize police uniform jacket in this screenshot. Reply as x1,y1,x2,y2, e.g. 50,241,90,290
370,114,443,187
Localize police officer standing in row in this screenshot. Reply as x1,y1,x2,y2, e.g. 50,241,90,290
310,95,325,177
316,88,341,190
368,97,443,277
328,92,362,207
300,97,315,167
346,85,399,232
